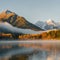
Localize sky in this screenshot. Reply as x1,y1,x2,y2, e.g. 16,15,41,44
0,0,60,23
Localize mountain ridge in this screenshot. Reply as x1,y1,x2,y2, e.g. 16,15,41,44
35,19,59,30
0,10,43,31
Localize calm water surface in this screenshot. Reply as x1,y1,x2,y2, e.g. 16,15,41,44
0,40,60,60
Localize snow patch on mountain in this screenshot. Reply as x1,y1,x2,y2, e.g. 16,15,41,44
46,19,56,26
35,19,60,30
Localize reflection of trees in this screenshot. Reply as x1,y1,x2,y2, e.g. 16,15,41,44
9,55,28,60
12,34,19,39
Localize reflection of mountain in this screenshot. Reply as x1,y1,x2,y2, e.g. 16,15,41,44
35,19,59,30
0,43,60,60
0,45,48,60
0,10,42,31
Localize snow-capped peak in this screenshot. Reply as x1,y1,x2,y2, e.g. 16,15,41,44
46,19,54,23
46,19,55,25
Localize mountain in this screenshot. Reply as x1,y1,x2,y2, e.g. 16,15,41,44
45,19,56,26
0,10,43,31
35,21,44,28
35,21,46,30
35,19,59,30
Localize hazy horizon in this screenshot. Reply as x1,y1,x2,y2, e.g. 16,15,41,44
0,0,60,23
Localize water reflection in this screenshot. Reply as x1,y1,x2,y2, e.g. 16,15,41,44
0,41,60,60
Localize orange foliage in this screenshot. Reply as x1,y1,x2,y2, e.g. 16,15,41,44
0,12,7,19
0,33,12,38
6,13,14,19
0,12,14,20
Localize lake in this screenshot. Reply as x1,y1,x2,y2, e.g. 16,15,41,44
0,40,60,60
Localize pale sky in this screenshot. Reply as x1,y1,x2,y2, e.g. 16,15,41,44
0,0,60,23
